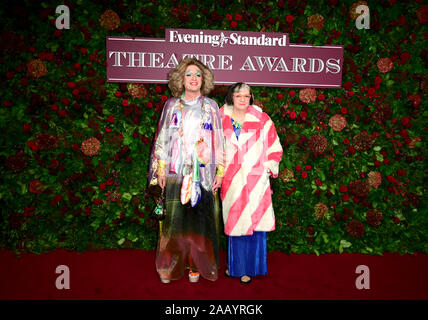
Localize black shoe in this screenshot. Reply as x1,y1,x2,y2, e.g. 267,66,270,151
240,275,252,284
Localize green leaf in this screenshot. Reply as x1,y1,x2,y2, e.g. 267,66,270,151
122,193,132,201
322,233,329,243
123,135,132,146
340,240,352,248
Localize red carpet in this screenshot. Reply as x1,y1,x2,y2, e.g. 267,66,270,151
0,249,427,300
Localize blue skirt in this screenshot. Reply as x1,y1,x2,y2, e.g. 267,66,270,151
227,232,267,277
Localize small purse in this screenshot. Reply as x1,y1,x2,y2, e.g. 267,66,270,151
150,189,166,221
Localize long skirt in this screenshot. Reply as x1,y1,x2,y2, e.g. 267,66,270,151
228,232,267,277
156,176,220,281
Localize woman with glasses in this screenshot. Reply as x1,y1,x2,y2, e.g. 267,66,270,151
219,82,283,284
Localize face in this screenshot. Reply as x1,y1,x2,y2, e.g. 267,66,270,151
183,64,202,94
232,87,251,111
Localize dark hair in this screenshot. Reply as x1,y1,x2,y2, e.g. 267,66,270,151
224,82,254,105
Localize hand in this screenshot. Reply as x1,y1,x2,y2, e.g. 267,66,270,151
158,175,166,189
212,176,223,193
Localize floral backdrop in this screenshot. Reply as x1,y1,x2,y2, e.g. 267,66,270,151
1,0,427,255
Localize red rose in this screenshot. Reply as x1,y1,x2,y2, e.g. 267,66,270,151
374,76,382,85
399,129,408,138
27,140,38,151
67,82,76,89
354,74,362,83
339,184,348,193
161,95,168,102
155,85,162,93
58,109,67,117
54,29,62,38
417,6,428,24
226,13,233,21
296,165,302,171
122,99,129,107
401,117,411,128
141,136,149,144
106,115,115,123
61,98,70,106
397,15,405,26
23,123,32,133
277,93,284,99
300,111,307,119
49,159,59,168
396,169,406,176
386,175,395,183
115,90,122,98
289,111,296,120
400,52,410,62
348,146,356,154
230,21,237,28
93,198,103,206
286,15,294,23
408,94,421,107
305,165,311,171
29,179,45,194
342,193,350,201
99,183,106,191
374,160,382,167
344,81,353,90
235,13,242,21
340,107,347,114
343,138,349,145
301,171,308,179
289,90,296,97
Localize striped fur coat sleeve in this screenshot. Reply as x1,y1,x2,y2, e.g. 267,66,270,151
220,104,283,236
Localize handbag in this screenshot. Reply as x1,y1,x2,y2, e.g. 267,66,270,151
150,189,166,221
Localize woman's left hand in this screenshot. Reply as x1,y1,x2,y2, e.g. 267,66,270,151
212,176,223,192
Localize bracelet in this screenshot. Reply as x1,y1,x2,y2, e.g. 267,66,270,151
215,165,225,178
157,160,166,176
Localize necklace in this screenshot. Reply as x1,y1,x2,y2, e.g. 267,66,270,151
231,118,242,129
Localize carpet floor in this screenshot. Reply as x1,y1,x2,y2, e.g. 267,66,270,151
1,249,427,300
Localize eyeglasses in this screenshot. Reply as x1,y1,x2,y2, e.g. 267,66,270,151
233,93,251,100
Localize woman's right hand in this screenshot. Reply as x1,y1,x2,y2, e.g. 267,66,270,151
158,175,166,189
